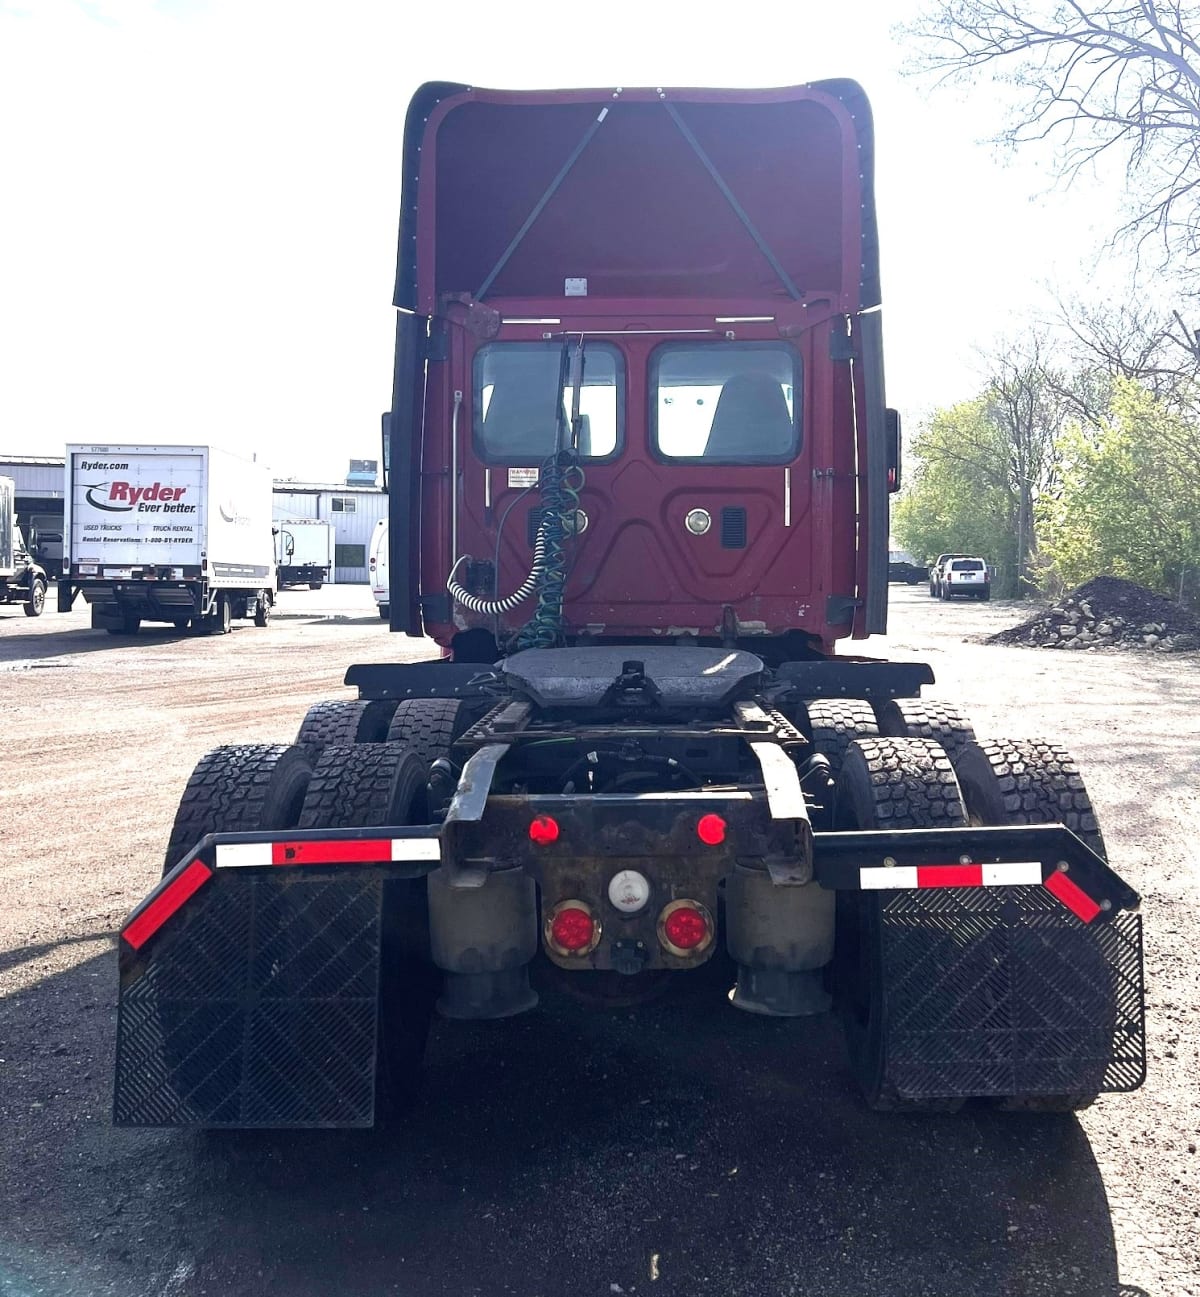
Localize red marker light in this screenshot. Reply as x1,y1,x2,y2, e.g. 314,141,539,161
529,814,560,845
696,813,726,845
547,903,598,954
658,900,714,954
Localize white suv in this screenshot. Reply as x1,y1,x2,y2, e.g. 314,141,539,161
939,557,990,601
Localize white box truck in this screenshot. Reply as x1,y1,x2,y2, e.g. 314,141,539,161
59,444,276,635
275,518,334,589
1,476,49,616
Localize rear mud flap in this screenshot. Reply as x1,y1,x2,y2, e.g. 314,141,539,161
114,870,383,1127
876,887,1145,1100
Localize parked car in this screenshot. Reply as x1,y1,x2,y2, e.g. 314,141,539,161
888,549,926,584
928,553,969,598
938,556,990,601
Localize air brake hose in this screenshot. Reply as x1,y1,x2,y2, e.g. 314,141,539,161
445,452,584,636
447,526,548,615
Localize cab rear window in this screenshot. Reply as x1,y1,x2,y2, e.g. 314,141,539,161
651,341,800,463
473,341,623,463
951,560,985,571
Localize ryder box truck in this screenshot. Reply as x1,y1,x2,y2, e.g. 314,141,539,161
59,444,276,635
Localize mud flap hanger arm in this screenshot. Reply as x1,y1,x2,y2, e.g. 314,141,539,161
812,825,1141,921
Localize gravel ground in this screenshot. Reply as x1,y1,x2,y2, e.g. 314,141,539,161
0,585,1196,1297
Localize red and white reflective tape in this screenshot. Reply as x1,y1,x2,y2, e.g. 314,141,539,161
214,837,441,868
859,861,1042,891
122,859,214,951
858,859,1103,923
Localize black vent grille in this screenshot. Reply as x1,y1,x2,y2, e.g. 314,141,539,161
721,507,748,549
526,507,543,548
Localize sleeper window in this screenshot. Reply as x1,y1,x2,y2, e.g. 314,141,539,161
652,342,800,463
474,342,623,463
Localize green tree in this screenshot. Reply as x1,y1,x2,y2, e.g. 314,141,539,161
1039,378,1200,602
894,341,1069,596
892,397,1022,593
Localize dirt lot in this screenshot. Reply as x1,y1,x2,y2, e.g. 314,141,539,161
1,585,1196,1297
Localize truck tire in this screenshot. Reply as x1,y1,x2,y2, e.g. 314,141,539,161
833,736,967,1112
800,699,879,784
297,743,437,1111
107,612,141,636
309,582,322,591
23,579,46,618
196,595,232,635
875,698,976,763
954,737,1106,861
378,604,390,621
296,698,397,748
253,595,271,628
163,743,313,874
386,698,471,769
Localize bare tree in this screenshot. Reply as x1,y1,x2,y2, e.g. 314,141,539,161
902,2,1200,264
982,335,1074,592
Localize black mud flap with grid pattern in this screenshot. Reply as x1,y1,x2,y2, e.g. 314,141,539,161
114,871,384,1128
877,888,1145,1100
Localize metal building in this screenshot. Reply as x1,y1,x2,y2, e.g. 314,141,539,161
271,482,387,584
0,454,66,513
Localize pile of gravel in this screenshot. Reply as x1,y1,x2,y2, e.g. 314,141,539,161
987,575,1200,652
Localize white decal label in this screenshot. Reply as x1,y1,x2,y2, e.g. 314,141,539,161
508,468,540,487
564,277,588,297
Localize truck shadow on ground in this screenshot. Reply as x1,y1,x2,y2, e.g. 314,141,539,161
1,954,1123,1297
0,623,249,664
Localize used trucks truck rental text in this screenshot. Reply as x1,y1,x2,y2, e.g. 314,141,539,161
59,444,276,635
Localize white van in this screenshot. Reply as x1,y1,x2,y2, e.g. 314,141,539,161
369,518,389,620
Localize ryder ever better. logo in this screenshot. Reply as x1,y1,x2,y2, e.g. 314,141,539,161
84,481,195,514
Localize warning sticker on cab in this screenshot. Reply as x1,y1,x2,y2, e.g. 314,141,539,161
507,468,540,487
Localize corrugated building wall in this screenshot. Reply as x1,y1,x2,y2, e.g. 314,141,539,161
271,484,387,584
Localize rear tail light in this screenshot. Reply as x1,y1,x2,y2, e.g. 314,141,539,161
696,813,726,845
529,814,560,845
545,901,600,956
657,899,714,955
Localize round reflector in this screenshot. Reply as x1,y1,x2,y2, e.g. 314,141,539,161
696,813,726,845
529,814,560,845
658,899,714,955
547,902,599,955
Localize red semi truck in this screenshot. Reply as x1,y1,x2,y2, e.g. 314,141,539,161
114,82,1144,1127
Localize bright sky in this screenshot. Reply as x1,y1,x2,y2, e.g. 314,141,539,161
0,0,1129,482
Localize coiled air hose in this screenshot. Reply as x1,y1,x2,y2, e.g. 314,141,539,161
446,525,547,615
445,453,584,645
